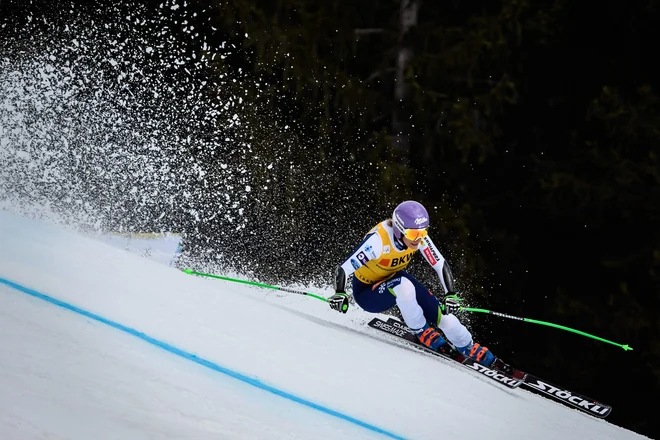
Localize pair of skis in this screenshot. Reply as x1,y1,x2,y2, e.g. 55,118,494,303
367,317,612,419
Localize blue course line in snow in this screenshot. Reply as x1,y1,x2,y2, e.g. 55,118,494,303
0,276,406,440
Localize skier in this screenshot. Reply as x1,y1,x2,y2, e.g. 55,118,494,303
328,200,502,368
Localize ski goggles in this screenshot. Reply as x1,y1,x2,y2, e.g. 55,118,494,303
402,227,428,241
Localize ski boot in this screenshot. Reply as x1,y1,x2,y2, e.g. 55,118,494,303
414,323,453,355
457,341,495,367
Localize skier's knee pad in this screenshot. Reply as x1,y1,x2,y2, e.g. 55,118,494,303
438,313,472,348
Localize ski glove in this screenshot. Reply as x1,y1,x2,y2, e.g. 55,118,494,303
441,293,461,315
329,292,349,313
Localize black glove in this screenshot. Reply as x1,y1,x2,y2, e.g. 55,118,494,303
441,293,461,315
329,292,349,313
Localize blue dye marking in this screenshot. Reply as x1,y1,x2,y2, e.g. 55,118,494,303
0,276,406,440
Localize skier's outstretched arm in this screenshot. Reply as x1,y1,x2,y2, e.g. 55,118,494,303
329,233,383,313
419,236,460,315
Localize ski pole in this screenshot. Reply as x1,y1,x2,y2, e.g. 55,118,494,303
461,307,633,351
181,269,329,303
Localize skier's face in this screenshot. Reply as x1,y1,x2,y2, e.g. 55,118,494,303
402,235,423,250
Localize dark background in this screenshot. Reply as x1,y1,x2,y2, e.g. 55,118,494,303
200,2,660,437
2,0,657,437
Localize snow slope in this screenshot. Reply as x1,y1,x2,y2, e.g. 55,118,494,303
0,209,650,440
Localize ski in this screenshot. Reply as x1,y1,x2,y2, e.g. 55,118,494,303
369,317,612,418
521,374,612,418
367,317,523,389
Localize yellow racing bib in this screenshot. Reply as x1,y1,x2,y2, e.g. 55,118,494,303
353,221,416,285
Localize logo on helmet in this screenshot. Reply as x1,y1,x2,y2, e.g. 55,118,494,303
414,217,428,225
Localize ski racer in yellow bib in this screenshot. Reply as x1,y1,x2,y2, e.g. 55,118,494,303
328,200,499,367
350,221,420,285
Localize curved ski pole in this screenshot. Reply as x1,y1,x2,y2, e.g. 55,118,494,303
181,269,329,303
461,307,633,351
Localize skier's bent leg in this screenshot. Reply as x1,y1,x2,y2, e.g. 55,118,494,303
392,278,425,329
439,314,495,366
392,278,447,351
436,314,472,348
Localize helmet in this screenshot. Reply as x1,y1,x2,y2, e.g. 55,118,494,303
392,200,429,241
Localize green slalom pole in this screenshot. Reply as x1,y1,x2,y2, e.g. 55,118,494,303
462,307,633,351
181,269,329,303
